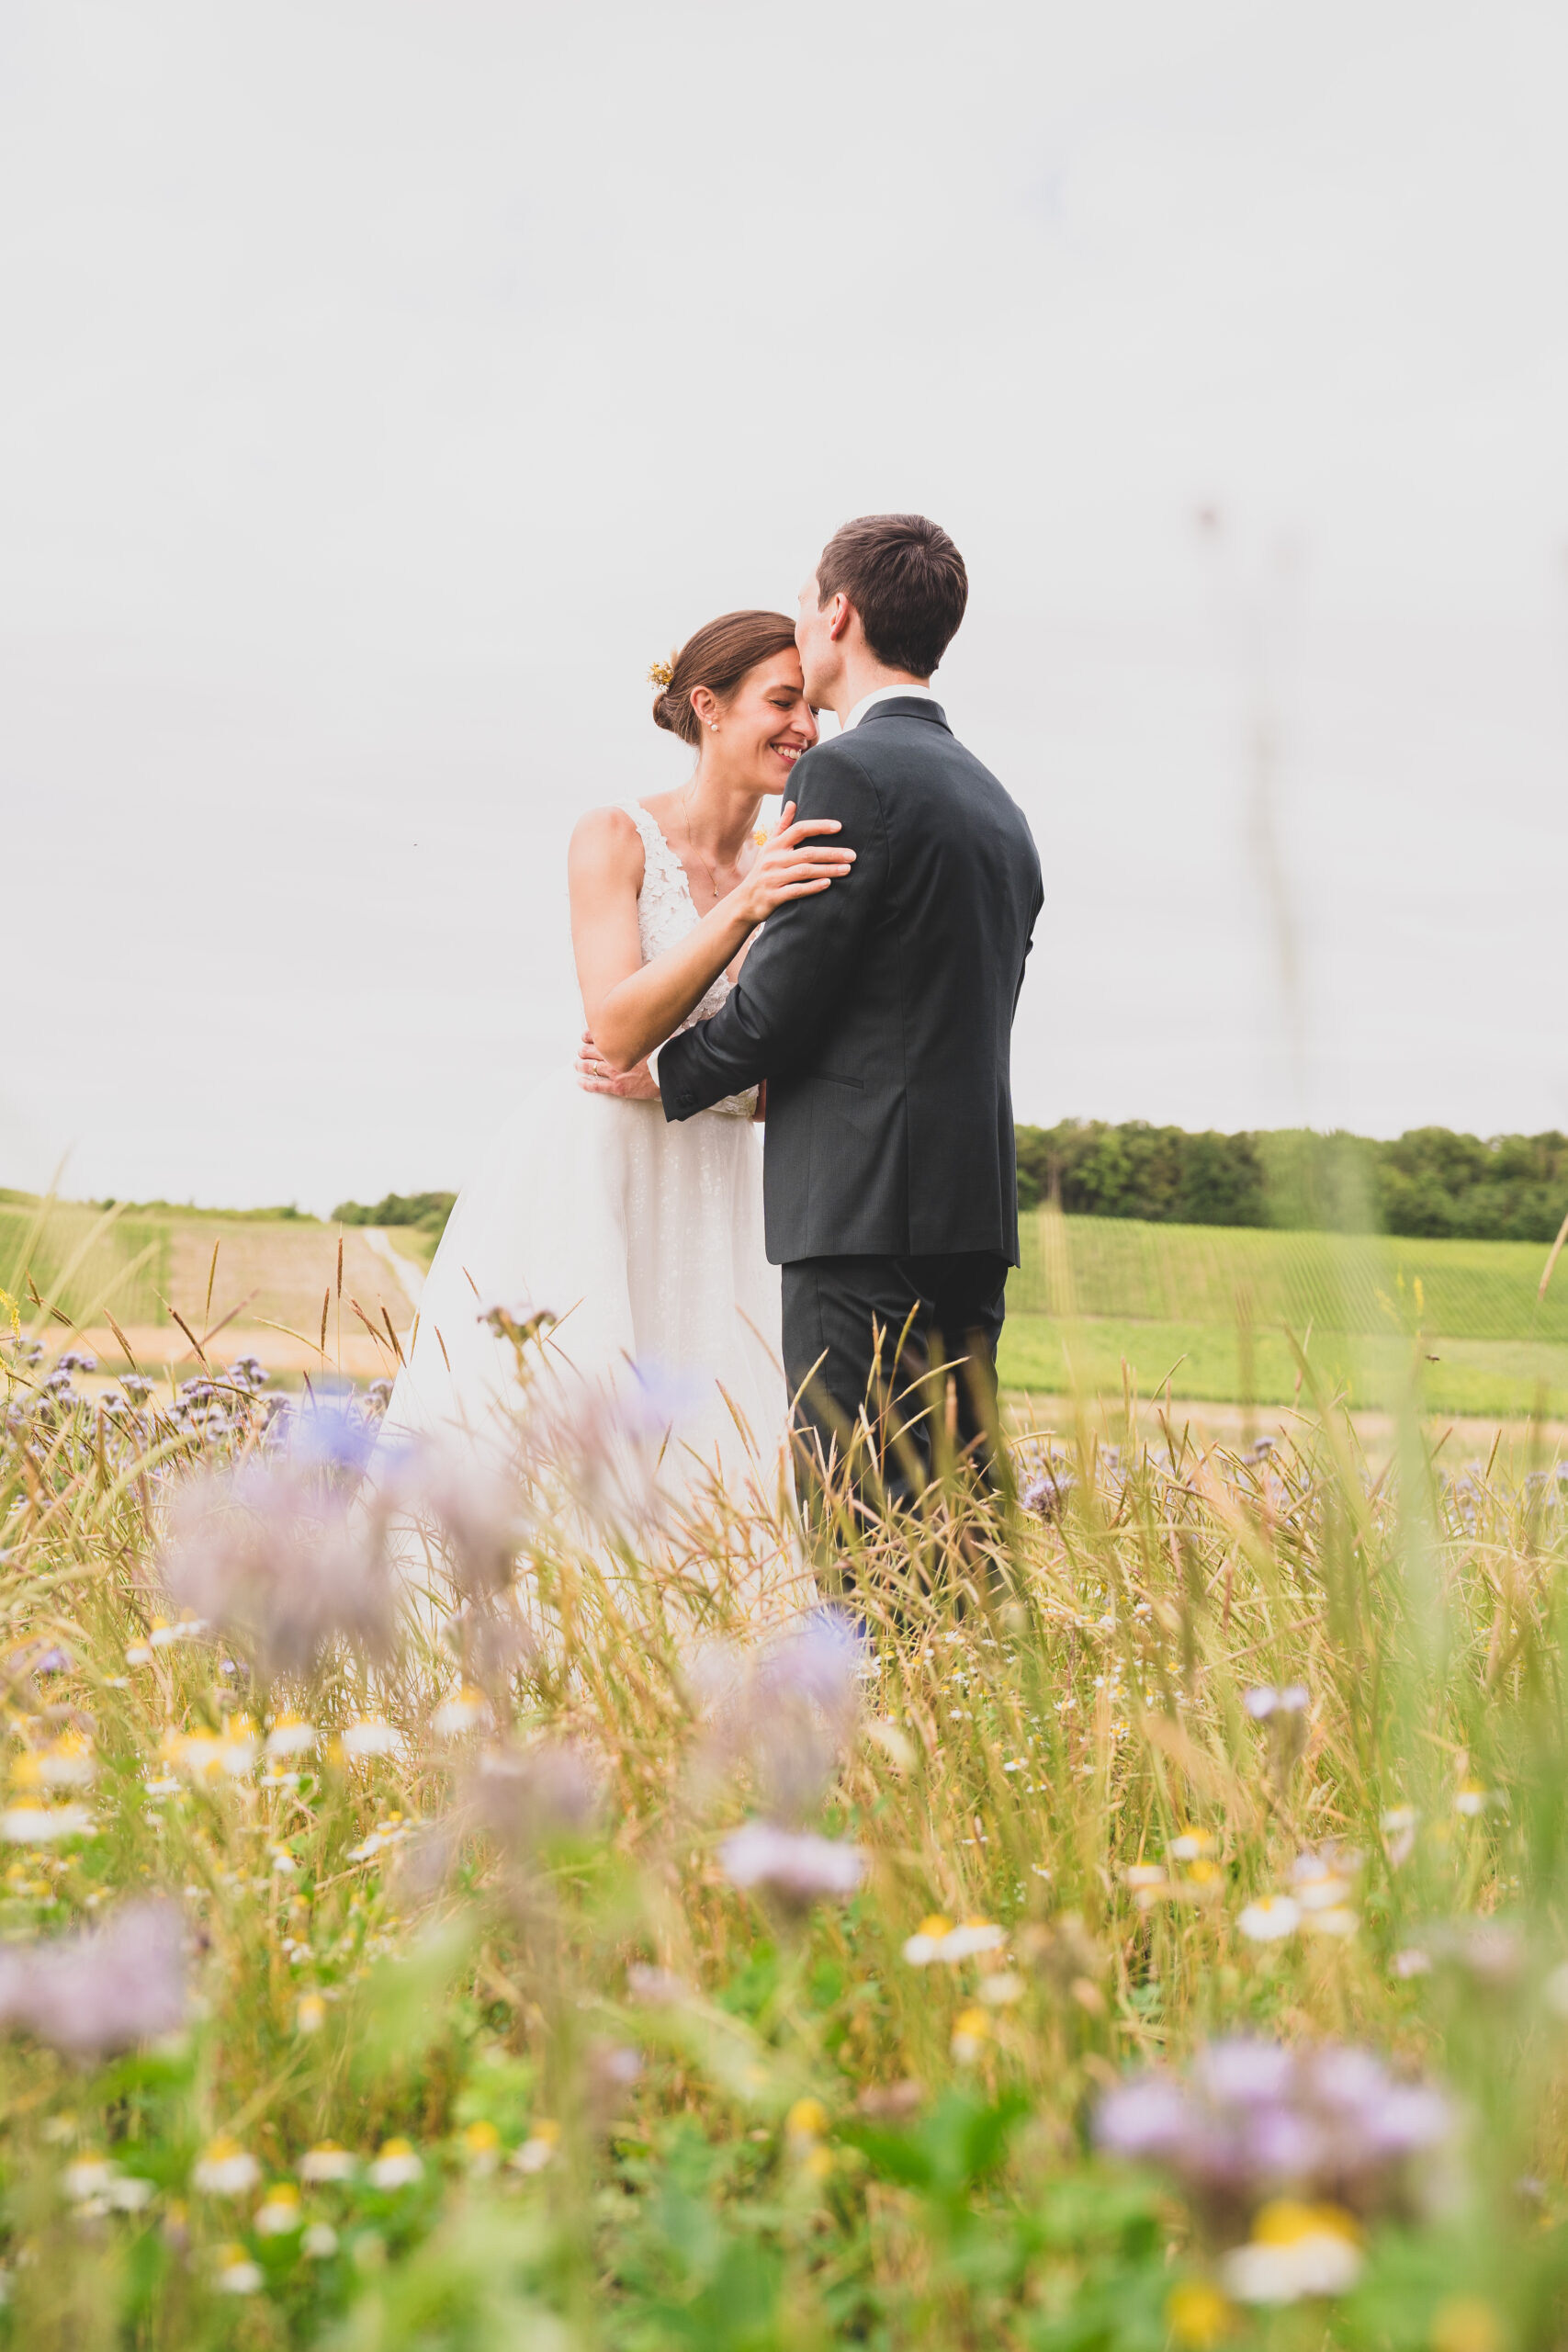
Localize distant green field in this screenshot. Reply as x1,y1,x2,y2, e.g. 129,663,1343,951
6,1193,1566,1416
1000,1212,1568,1415
0,1201,170,1327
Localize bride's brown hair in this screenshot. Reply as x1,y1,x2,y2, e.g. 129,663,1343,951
652,610,798,747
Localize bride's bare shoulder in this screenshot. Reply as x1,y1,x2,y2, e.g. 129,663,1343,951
569,803,646,888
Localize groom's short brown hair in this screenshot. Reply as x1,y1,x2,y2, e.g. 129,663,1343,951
816,513,968,678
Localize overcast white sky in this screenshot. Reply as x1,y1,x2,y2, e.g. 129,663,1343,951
4,1,1566,1213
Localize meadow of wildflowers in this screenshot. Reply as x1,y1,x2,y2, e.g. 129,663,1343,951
5,1244,1568,2348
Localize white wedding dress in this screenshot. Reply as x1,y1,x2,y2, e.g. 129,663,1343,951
377,802,787,1513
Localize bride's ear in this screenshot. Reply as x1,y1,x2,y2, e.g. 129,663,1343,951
689,684,721,736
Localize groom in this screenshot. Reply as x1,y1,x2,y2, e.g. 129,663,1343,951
656,513,1043,1514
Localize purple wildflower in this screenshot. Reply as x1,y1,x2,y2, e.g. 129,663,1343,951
1195,2039,1295,2104
1429,1919,1526,1989
1306,2045,1390,2113
1093,2036,1457,2228
396,1449,527,1601
1021,1461,1076,1518
0,1899,186,2060
159,1455,399,1679
288,1393,378,1476
446,1596,539,1689
1245,1684,1309,1720
748,1611,864,1821
1237,2104,1329,2187
470,1741,602,1860
615,1358,707,1442
586,2039,642,2115
718,1822,865,1910
1094,2076,1190,2162
538,1359,708,1535
626,1964,689,2006
1361,2084,1453,2158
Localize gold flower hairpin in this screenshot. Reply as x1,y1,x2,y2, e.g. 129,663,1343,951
647,652,677,690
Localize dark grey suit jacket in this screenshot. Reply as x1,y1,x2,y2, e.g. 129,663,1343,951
656,696,1043,1266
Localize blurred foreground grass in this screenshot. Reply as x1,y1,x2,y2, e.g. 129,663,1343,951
6,1204,1568,2349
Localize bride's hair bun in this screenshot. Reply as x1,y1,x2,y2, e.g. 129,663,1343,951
651,609,798,747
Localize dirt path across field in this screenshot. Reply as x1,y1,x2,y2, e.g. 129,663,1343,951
361,1227,426,1305
64,1225,422,1384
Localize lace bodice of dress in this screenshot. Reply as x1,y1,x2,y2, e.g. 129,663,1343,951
622,801,757,1117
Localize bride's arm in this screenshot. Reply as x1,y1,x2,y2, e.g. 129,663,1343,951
568,804,852,1075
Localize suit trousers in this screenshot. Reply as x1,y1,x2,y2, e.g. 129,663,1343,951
781,1251,1010,1516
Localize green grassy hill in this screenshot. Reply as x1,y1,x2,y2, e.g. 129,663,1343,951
0,1198,421,1347
0,1198,172,1327
1000,1212,1568,1416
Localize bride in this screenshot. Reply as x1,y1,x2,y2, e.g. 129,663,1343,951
378,608,851,1511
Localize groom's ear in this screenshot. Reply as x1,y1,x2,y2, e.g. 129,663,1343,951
825,592,854,645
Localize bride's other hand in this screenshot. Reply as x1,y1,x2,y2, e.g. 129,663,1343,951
735,800,854,926
575,1029,660,1099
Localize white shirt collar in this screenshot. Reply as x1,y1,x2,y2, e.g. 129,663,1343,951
842,681,940,731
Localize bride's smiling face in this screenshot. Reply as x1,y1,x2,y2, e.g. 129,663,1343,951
698,650,818,793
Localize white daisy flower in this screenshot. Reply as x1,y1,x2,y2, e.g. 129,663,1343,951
341,1718,402,1760
107,2176,156,2212
192,2138,261,2197
510,2122,559,2175
901,1915,1006,1965
254,2184,302,2236
215,2247,263,2295
39,1736,95,1789
63,2156,114,2201
432,1688,491,1739
265,1716,318,1759
367,2138,423,2190
1303,1905,1358,1938
2,1803,94,1843
1236,1894,1300,1942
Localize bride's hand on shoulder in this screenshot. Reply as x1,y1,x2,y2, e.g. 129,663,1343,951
735,801,855,926
575,1028,660,1100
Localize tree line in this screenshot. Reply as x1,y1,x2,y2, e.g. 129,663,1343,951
331,1130,1568,1247
332,1190,457,1234
1013,1122,1568,1242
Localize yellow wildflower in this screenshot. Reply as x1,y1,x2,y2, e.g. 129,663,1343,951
1167,2279,1233,2346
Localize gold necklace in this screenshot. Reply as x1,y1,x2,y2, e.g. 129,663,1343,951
682,786,723,905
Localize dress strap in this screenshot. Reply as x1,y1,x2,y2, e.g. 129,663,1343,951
620,799,683,888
